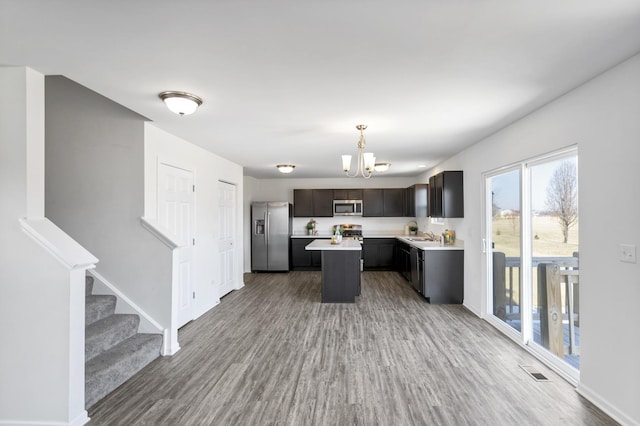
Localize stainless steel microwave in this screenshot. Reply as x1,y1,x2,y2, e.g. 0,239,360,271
333,200,363,216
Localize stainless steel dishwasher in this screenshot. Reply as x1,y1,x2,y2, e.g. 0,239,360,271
410,247,424,294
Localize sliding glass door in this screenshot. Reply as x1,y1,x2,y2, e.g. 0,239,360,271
486,168,522,334
485,148,579,379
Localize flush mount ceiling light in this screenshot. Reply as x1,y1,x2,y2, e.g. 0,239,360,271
159,91,203,116
374,163,391,172
342,125,391,178
276,164,296,174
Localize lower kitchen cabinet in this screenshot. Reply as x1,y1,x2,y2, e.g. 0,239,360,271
291,238,323,270
396,243,464,304
363,238,395,270
423,250,464,304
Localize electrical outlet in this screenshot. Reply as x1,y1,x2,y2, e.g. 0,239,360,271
619,244,637,263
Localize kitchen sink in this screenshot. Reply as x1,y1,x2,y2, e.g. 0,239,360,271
405,237,433,242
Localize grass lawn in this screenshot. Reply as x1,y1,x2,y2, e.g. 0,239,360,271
493,215,579,257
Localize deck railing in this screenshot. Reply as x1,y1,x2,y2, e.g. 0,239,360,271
493,253,579,357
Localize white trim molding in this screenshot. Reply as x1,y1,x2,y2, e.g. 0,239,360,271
140,216,183,249
576,384,637,426
19,218,98,270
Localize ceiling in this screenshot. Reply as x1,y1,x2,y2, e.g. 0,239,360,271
2,1,640,179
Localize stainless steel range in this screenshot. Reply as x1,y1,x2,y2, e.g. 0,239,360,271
335,224,363,270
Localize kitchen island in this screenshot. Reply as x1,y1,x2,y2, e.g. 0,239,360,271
305,239,361,303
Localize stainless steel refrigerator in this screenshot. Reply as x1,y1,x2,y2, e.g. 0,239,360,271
251,202,292,271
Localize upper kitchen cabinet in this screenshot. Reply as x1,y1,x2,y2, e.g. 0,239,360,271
405,184,428,217
428,171,464,218
333,189,363,200
362,189,383,216
293,189,334,217
383,188,405,217
363,188,405,217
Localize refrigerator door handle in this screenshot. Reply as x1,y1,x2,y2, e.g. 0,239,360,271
265,211,269,245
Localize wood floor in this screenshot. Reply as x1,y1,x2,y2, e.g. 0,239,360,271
88,271,616,425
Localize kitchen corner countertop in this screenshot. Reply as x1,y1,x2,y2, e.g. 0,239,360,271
395,236,464,251
305,239,362,251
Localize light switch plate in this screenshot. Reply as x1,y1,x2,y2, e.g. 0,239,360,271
619,244,637,263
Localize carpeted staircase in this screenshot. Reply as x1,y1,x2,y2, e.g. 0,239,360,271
85,275,162,408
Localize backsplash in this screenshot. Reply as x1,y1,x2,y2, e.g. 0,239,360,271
292,217,419,235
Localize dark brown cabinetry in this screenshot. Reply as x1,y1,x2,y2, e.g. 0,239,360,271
383,188,405,217
290,238,324,270
333,189,363,200
293,185,429,218
405,184,428,217
363,188,405,217
422,250,464,304
363,238,396,270
428,171,463,218
362,188,383,216
293,189,333,217
396,243,465,304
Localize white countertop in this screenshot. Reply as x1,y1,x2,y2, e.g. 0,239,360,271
305,239,362,251
292,234,463,251
395,236,464,251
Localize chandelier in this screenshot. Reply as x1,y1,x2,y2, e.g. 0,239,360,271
342,125,391,178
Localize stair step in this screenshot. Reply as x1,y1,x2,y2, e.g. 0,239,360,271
86,314,140,362
86,295,116,325
85,333,162,408
85,275,94,296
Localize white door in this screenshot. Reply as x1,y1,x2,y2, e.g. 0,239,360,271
158,163,195,328
218,181,236,297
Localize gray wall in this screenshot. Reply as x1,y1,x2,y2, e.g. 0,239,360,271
45,76,173,330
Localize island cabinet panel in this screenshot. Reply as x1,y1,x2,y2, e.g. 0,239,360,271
293,189,333,217
363,188,405,217
320,250,361,303
363,238,396,270
333,189,363,200
428,171,463,218
290,238,322,270
423,250,464,304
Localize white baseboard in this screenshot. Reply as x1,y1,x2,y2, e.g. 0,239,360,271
0,410,89,426
161,328,180,356
576,383,638,426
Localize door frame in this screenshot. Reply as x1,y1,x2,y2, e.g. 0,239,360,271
482,146,580,385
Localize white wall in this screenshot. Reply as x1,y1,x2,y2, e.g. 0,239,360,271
417,53,640,425
243,176,422,272
45,77,174,337
0,68,87,425
144,124,245,316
